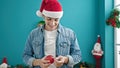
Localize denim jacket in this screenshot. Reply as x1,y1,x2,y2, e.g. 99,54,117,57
23,24,81,68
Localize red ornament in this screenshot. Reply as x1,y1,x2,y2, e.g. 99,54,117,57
45,55,54,64
106,8,120,28
106,18,116,27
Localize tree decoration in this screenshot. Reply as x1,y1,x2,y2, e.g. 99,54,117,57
37,21,45,27
0,57,8,68
73,61,95,68
92,35,103,68
106,8,120,28
79,61,89,68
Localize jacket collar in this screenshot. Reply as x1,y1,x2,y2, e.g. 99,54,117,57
40,24,63,33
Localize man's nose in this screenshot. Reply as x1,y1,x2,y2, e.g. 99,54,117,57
51,19,55,25
52,21,55,25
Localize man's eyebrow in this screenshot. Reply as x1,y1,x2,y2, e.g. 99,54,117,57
46,16,59,19
47,17,51,18
55,18,59,19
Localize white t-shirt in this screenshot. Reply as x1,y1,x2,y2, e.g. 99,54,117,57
44,29,57,68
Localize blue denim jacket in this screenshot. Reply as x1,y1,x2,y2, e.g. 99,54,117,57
23,24,81,68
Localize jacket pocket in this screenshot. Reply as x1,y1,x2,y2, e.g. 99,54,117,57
59,41,70,56
32,40,42,58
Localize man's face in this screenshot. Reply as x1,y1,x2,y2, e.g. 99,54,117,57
44,16,60,31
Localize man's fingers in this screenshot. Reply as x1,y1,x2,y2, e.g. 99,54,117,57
55,56,65,63
44,63,51,67
57,60,64,63
42,60,50,63
40,61,51,68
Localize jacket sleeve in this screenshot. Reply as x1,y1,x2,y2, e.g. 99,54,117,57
67,32,82,67
23,31,35,67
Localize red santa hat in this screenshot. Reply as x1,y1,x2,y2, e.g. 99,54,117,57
2,57,7,64
36,0,63,18
97,35,101,43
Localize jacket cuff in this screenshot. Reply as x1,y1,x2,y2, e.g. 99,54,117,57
28,58,35,67
66,55,74,67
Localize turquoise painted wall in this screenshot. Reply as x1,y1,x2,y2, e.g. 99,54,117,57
104,0,114,68
99,0,114,68
0,0,114,67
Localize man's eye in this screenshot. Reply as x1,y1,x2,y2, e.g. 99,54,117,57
55,19,59,21
47,18,51,21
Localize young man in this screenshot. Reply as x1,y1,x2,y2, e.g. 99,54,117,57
23,0,81,68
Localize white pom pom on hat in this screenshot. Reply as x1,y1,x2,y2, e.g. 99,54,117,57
36,0,63,18
36,10,42,17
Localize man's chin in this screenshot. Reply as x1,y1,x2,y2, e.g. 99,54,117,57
51,28,56,30
50,26,57,29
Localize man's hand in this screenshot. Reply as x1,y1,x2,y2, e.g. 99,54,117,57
32,57,51,68
54,56,69,67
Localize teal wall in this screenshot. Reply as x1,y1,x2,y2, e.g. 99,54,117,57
99,0,114,68
104,0,114,68
0,0,114,68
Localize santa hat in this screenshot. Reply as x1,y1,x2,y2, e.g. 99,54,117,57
36,0,63,18
97,35,101,43
2,57,7,64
